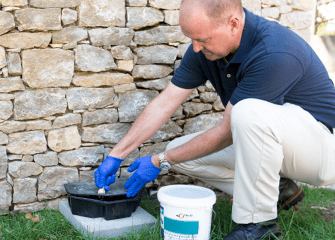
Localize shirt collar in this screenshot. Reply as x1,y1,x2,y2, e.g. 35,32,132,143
226,8,257,64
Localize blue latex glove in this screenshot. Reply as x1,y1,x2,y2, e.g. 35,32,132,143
124,155,161,198
95,156,124,191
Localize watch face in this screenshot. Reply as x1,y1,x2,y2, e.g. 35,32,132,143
160,162,171,171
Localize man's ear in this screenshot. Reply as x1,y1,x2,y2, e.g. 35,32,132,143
228,15,241,35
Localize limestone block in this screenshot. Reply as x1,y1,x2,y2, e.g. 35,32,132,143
121,148,140,166
78,0,125,27
147,119,182,143
242,0,261,16
62,8,77,25
279,5,292,13
15,8,62,31
0,11,15,36
292,28,310,43
22,49,74,88
0,93,14,101
1,0,28,7
114,83,136,93
89,27,135,47
135,26,191,45
82,123,131,143
29,0,81,8
171,105,183,119
0,46,6,68
213,96,225,111
164,10,179,25
137,45,178,64
118,89,159,122
26,120,51,131
132,65,173,79
82,109,118,126
126,7,164,30
149,0,182,9
0,181,12,215
261,0,286,5
62,42,77,50
262,7,280,18
2,67,9,78
0,101,12,121
0,121,26,134
136,76,171,90
0,32,51,49
184,112,224,135
280,11,312,30
174,59,181,71
73,72,133,87
140,142,169,157
34,151,58,167
0,132,8,145
22,155,33,162
7,131,47,155
292,0,314,11
13,178,37,204
0,77,25,93
111,46,134,60
58,146,105,167
8,154,22,161
52,27,88,44
52,114,81,129
13,201,47,213
0,146,7,180
182,102,212,117
38,166,78,201
126,0,147,6
7,53,22,76
66,88,115,111
8,161,43,178
48,126,81,152
80,170,95,182
14,89,67,121
177,43,191,58
46,196,67,210
116,60,134,72
75,45,116,72
200,92,218,103
205,80,216,91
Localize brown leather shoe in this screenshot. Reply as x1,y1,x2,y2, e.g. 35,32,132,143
277,178,305,213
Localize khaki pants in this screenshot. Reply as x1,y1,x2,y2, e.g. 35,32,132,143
166,99,335,224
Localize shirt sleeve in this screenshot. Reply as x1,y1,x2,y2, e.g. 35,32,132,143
230,52,304,105
171,44,207,89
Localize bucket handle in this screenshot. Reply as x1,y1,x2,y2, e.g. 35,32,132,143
212,209,216,221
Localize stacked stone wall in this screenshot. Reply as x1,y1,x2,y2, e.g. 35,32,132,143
0,0,315,214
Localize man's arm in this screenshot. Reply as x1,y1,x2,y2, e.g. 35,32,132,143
108,82,194,159
151,101,234,167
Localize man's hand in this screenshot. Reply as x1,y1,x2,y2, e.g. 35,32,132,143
124,155,161,198
95,156,124,191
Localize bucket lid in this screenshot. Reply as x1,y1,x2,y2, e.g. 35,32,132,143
157,185,216,208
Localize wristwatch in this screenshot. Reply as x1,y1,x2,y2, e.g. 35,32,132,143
158,152,172,171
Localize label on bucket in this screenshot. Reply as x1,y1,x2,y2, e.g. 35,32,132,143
163,217,199,239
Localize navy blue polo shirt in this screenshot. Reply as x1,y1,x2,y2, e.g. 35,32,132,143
172,8,335,130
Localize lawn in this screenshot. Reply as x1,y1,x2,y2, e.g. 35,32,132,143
0,185,334,239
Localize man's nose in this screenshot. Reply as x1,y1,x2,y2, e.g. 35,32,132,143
192,40,203,53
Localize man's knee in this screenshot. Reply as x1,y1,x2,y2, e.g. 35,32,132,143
230,98,273,131
165,131,206,152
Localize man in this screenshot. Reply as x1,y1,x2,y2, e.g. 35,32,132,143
95,0,335,239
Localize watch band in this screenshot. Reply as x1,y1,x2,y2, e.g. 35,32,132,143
158,152,171,170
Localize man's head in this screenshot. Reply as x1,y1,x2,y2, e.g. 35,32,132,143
179,0,244,61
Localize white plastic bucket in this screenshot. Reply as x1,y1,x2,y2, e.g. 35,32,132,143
157,184,217,240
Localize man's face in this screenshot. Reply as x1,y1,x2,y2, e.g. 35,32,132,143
179,7,237,61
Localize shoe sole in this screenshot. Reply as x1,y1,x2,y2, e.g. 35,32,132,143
277,186,305,212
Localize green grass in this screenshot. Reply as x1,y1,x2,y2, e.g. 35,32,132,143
0,185,334,239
